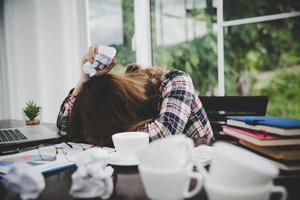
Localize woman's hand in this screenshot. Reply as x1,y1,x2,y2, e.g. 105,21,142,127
97,57,117,75
72,46,117,96
81,45,117,77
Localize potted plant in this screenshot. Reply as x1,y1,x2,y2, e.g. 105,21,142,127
23,100,41,125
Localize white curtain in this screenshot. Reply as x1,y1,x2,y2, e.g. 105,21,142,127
0,0,10,119
0,0,89,123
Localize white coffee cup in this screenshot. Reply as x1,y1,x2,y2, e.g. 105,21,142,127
136,135,194,170
205,180,287,200
112,132,149,161
139,164,203,200
200,142,279,187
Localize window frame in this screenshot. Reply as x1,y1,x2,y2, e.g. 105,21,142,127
88,0,300,95
134,0,300,96
216,0,300,96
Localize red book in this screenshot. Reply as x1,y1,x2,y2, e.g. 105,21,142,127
222,126,300,146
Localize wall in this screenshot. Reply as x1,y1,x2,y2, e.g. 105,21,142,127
0,0,88,123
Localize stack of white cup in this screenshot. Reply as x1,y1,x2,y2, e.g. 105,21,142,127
200,142,287,200
136,135,203,200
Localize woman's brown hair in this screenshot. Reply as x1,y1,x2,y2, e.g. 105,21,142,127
68,65,163,146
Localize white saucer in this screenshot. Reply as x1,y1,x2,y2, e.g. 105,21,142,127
107,152,139,166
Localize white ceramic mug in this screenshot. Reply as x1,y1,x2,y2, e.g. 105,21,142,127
199,142,279,187
112,132,149,161
136,135,194,170
205,180,287,200
139,164,203,200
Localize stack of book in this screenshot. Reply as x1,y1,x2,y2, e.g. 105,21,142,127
222,116,300,171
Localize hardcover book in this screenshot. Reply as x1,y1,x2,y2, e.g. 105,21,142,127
240,140,300,161
222,126,300,146
259,156,300,171
226,116,300,136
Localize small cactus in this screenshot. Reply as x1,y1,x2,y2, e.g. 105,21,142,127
23,100,41,125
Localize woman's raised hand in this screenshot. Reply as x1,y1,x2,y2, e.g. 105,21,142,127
81,45,117,77
73,45,117,97
81,46,98,65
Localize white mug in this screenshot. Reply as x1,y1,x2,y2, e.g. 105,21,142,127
112,132,149,161
205,180,287,200
136,135,194,170
200,142,279,187
139,164,203,200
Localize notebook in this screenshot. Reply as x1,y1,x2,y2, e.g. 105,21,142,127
222,126,300,146
226,116,300,136
0,125,59,146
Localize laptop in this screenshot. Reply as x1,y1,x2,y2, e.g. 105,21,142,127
0,125,60,145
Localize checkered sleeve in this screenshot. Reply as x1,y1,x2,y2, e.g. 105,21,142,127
139,74,194,140
56,89,76,135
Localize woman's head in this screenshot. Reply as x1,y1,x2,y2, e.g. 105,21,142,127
69,65,163,146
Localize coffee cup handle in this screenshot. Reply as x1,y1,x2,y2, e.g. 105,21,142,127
196,164,209,178
270,185,287,200
183,171,203,198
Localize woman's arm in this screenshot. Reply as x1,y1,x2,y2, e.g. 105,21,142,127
56,46,116,134
139,72,213,144
138,73,194,140
56,89,75,134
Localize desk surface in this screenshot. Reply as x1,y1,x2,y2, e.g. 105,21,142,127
0,120,299,200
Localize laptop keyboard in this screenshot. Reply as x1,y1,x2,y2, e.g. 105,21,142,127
0,129,28,142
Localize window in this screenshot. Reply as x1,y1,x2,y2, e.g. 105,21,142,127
222,0,300,118
88,0,135,71
150,0,300,118
150,0,218,95
88,0,300,118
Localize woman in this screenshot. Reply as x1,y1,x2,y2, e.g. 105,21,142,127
57,46,213,147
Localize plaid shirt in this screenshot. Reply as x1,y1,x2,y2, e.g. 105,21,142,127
56,70,214,143
138,70,213,143
56,89,75,135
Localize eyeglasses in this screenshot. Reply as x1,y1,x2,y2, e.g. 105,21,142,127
38,142,88,162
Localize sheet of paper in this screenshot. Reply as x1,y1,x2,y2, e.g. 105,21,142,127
0,143,115,174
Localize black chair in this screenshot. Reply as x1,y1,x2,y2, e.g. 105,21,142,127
199,96,268,140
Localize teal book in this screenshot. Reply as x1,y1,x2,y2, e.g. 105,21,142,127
226,116,300,136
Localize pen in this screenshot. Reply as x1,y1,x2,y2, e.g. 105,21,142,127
64,142,73,148
1,148,20,155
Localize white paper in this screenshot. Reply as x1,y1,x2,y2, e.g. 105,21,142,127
99,46,116,59
82,62,97,77
2,163,46,200
0,143,114,174
70,148,114,199
82,46,116,77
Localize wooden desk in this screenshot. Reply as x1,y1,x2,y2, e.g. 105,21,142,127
0,120,299,200
41,166,207,200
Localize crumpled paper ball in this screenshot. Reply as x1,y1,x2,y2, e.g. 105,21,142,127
82,62,98,77
69,148,114,199
2,163,45,200
82,46,115,77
